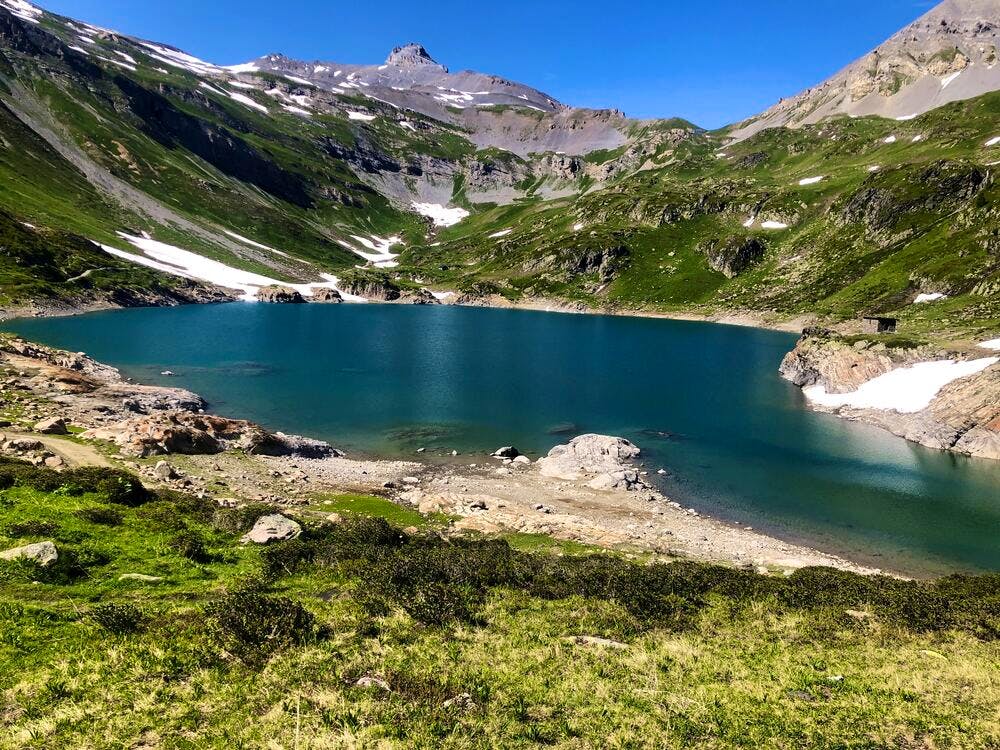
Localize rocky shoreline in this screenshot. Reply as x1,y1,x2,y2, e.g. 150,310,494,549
0,333,881,576
780,328,1000,460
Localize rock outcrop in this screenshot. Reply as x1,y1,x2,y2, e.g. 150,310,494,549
257,286,306,304
780,329,1000,460
84,411,340,459
310,288,343,303
699,236,767,278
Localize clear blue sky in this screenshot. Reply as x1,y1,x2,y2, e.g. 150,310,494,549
40,0,938,128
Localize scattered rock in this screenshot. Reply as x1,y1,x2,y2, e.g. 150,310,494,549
240,514,302,544
442,693,476,711
355,676,390,691
43,455,64,469
153,460,177,481
0,541,58,567
118,573,164,583
566,635,629,650
34,416,68,435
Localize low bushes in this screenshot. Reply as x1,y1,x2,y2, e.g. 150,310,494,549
205,589,320,665
91,603,145,635
257,518,1000,636
0,457,151,506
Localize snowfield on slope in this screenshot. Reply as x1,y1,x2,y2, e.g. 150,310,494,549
804,357,999,413
412,202,470,228
98,233,364,302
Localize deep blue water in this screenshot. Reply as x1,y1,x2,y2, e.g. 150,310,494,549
6,303,1000,575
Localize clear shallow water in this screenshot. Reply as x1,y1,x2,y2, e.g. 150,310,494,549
6,303,1000,575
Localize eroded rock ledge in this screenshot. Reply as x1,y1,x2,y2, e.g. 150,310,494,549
780,328,1000,460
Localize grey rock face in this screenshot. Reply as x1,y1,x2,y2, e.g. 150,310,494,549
0,540,58,567
240,514,302,544
733,0,1000,140
700,236,767,278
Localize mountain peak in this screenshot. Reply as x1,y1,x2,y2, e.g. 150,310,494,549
385,43,438,67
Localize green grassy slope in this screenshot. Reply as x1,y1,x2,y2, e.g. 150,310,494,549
1,456,999,748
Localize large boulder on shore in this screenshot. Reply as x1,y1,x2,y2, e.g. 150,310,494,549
537,434,642,484
84,411,341,459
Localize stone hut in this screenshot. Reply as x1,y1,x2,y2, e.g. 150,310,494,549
861,316,898,334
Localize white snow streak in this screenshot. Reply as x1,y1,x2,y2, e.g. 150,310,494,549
798,176,824,186
100,233,357,302
913,292,947,304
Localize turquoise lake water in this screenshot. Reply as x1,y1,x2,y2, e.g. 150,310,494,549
6,303,1000,575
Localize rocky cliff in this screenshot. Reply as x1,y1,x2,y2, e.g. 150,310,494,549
780,328,1000,460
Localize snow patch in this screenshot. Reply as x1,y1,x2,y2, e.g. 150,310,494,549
978,338,1000,351
573,222,585,232
867,165,880,172
342,235,403,267
227,92,269,114
225,62,260,74
911,135,924,143
411,202,470,228
913,292,947,304
347,111,376,122
804,357,998,413
798,176,825,186
895,114,918,121
884,135,897,144
1,0,42,23
489,229,513,238
99,233,355,301
985,136,1000,147
761,221,788,230
141,43,220,76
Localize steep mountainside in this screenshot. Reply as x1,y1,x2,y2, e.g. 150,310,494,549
730,0,1000,140
0,0,997,346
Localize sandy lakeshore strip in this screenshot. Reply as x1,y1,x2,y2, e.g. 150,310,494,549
0,332,879,576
